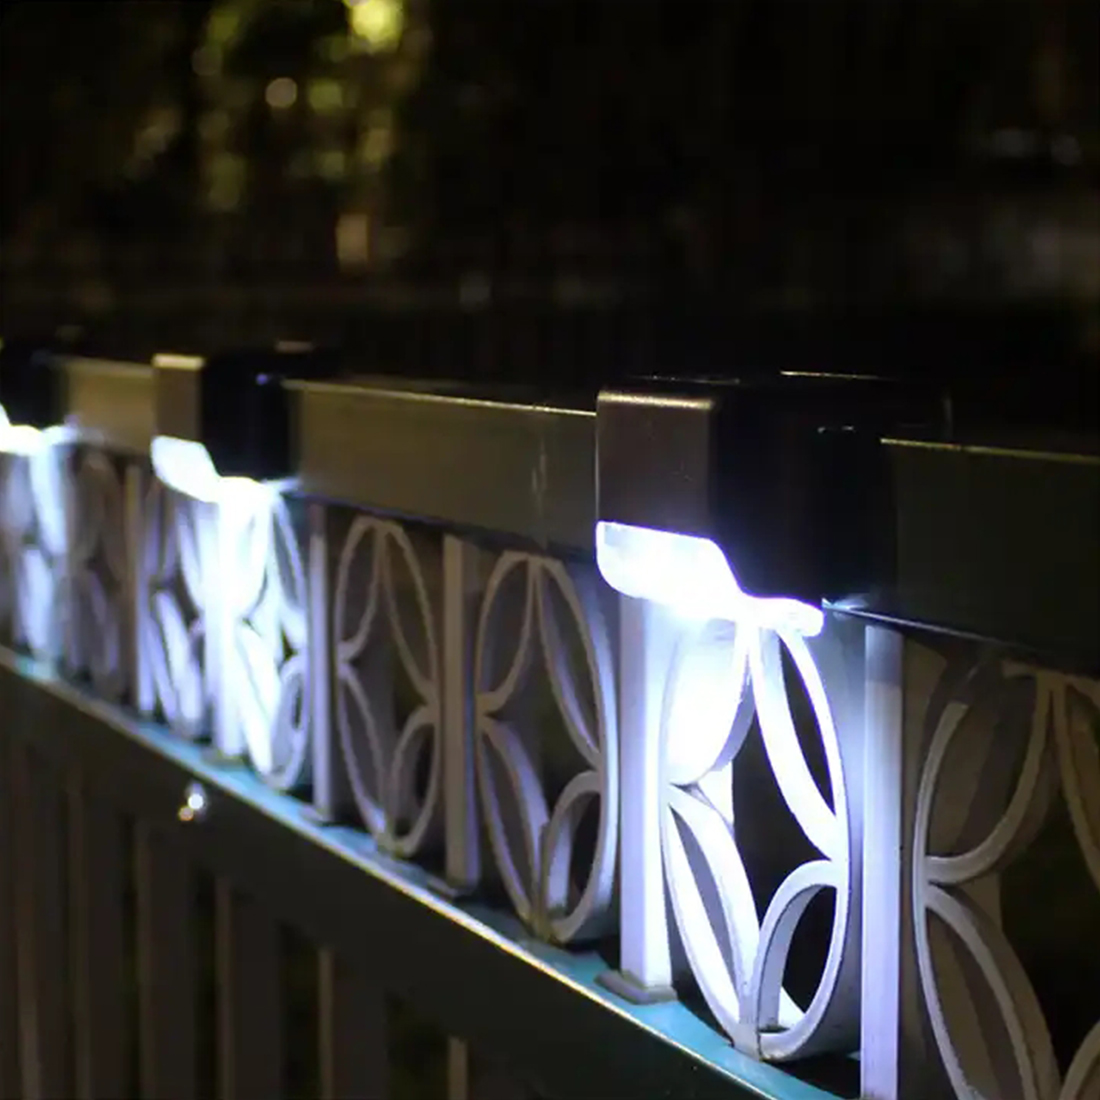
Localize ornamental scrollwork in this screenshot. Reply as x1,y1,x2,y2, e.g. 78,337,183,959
140,477,211,739
473,553,618,945
65,446,128,700
333,515,442,857
913,653,1100,1100
0,444,68,661
657,619,859,1060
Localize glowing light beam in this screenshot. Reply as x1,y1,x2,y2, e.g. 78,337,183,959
595,521,824,637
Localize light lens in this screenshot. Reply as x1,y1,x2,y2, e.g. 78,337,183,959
595,521,824,637
151,436,222,502
1,403,73,460
0,404,43,455
152,435,289,509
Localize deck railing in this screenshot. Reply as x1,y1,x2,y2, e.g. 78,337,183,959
1,352,1098,1099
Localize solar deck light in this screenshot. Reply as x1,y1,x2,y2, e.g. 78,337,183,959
151,343,336,502
0,338,72,456
0,337,77,658
595,518,825,636
149,342,339,766
595,375,931,633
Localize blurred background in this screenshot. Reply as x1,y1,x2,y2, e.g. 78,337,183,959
1,0,1097,403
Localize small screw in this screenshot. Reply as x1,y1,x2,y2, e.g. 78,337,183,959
178,781,208,823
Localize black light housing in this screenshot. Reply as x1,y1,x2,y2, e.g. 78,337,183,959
152,343,340,492
595,372,943,612
0,338,65,433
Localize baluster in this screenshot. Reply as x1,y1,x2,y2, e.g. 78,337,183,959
11,744,71,1099
135,824,198,1100
126,459,148,712
317,949,388,1100
442,533,479,891
68,775,129,1099
607,594,679,1001
133,463,157,718
0,719,22,1098
310,501,354,822
861,625,933,1099
447,1039,470,1100
215,880,283,1100
468,1052,535,1100
862,626,1100,1099
209,496,241,758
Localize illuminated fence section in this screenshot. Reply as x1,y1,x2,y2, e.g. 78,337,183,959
138,472,312,784
64,443,136,702
862,633,1100,1100
313,503,621,944
137,474,213,739
610,603,864,1062
1,360,1098,1100
0,434,68,661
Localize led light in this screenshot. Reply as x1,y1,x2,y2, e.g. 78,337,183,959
595,521,824,637
0,407,42,455
0,404,53,455
1,422,74,456
151,435,287,508
151,435,222,502
152,343,332,490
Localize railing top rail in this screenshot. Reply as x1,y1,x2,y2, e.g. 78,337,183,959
18,348,1100,671
289,372,1100,671
867,432,1100,674
289,375,596,552
62,355,154,454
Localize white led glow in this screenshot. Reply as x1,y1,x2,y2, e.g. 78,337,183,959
0,405,72,555
151,436,222,502
0,405,72,659
595,521,824,637
151,435,289,507
1,423,44,456
0,403,73,457
148,433,306,787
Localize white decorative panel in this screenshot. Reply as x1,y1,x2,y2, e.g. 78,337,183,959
911,653,1100,1100
6,420,1096,1099
0,445,68,661
0,453,20,643
472,552,617,944
140,476,212,739
616,603,863,1062
140,477,312,790
64,446,130,700
332,515,443,857
222,490,312,789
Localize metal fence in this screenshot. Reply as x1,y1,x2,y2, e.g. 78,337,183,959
1,354,1098,1099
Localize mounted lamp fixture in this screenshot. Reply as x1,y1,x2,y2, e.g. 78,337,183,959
151,342,340,502
0,338,70,455
595,373,938,635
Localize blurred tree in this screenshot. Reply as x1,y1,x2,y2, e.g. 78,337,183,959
0,0,1095,369
0,0,210,250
